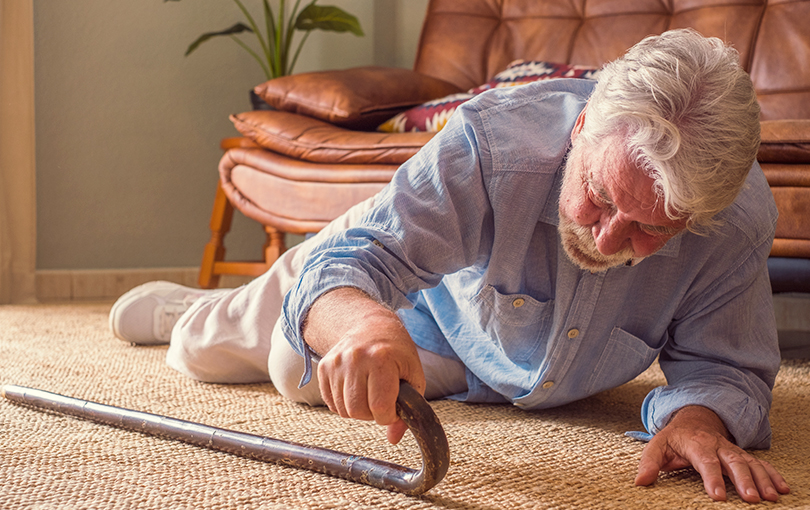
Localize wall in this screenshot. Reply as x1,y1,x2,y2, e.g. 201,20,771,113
34,0,428,285
1,0,37,303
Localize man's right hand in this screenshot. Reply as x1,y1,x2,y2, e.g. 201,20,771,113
302,287,425,444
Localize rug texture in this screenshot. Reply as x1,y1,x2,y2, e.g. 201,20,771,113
1,303,808,509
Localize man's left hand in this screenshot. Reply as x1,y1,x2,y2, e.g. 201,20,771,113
634,405,790,503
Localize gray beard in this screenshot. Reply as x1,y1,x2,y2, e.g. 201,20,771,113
557,141,635,272
557,211,634,272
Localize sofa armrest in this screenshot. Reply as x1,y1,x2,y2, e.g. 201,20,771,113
252,66,462,131
759,120,810,261
758,120,810,163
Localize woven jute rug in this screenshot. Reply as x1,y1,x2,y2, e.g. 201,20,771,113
1,303,807,509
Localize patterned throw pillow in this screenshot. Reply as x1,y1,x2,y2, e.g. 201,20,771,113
378,60,600,133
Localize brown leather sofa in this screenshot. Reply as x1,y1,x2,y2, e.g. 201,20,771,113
200,0,810,293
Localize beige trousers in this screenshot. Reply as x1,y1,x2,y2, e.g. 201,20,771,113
166,196,467,406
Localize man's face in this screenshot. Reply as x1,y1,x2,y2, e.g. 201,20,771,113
558,133,687,272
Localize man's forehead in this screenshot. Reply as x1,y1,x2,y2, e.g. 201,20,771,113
585,139,683,227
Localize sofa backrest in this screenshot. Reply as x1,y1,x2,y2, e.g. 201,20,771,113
413,0,810,121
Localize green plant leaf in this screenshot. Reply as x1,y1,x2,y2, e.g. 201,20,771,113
184,22,254,56
263,0,277,57
294,4,364,36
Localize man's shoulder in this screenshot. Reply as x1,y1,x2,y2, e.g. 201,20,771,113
460,78,596,117
715,162,778,249
442,79,593,176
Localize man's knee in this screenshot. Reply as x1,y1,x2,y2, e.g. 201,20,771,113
268,319,324,407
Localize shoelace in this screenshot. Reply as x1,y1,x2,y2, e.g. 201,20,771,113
153,294,203,342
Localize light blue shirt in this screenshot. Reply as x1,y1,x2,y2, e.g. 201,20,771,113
282,79,780,449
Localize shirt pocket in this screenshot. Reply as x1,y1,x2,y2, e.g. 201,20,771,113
472,285,555,363
585,327,663,395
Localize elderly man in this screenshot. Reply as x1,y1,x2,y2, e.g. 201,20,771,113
111,29,790,502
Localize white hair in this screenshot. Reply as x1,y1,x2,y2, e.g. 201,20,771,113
580,28,761,230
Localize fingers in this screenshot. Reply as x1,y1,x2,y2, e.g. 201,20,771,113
318,363,380,422
716,448,790,503
720,449,762,503
666,437,790,503
690,451,728,501
635,415,790,504
366,369,404,426
317,363,342,416
762,459,791,496
748,458,782,502
635,432,693,487
319,368,412,446
386,420,409,445
316,335,425,429
634,443,664,487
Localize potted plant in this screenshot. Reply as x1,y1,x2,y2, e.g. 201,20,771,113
167,0,364,85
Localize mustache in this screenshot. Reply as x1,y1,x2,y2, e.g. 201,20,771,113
558,210,634,272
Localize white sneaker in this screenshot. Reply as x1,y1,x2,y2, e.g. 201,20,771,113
109,281,210,345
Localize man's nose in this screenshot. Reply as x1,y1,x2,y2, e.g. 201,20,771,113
593,213,666,258
592,213,632,255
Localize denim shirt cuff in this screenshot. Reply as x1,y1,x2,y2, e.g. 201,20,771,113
298,343,320,388
282,264,383,388
640,385,771,449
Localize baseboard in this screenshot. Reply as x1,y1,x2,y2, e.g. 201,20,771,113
36,268,254,302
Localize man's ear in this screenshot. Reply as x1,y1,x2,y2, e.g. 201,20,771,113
571,102,588,141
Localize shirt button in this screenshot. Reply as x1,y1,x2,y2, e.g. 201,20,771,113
542,381,555,389
567,328,579,339
512,298,525,308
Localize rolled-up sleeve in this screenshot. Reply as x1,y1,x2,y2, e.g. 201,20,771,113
641,224,779,449
280,101,494,387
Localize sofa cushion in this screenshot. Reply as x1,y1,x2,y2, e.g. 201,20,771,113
378,60,600,133
253,67,463,131
219,148,396,234
230,110,435,165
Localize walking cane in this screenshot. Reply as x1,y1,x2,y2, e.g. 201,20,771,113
2,381,449,496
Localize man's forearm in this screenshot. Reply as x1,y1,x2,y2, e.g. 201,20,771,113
300,286,426,445
302,287,406,358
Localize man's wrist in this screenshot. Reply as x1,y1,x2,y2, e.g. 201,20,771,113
668,405,734,442
302,286,401,358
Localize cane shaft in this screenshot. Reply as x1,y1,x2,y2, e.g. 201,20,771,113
2,382,448,495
